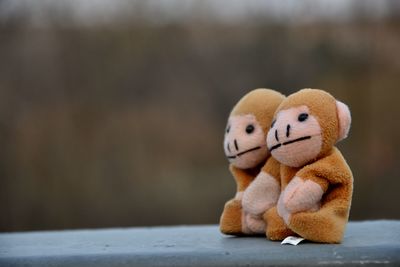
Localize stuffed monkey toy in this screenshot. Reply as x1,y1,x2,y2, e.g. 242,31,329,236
220,89,285,235
263,89,353,243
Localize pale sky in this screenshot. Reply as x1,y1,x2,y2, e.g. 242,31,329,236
0,0,397,26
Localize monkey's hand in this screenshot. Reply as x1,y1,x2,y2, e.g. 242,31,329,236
242,171,280,215
244,213,266,234
282,176,323,214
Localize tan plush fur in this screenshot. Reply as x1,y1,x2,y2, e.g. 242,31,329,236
265,89,353,243
230,89,286,133
220,89,285,236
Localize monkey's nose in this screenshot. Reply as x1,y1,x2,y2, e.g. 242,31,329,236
275,129,279,142
286,124,291,138
234,139,239,151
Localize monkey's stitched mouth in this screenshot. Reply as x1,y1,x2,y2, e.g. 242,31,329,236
268,136,311,152
226,146,262,159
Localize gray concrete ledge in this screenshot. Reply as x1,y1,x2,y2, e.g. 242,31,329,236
0,220,399,266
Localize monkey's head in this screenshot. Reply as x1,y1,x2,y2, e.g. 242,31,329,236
267,89,351,168
224,89,285,169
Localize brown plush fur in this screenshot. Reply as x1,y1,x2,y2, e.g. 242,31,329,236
265,89,353,243
220,89,285,235
220,165,260,235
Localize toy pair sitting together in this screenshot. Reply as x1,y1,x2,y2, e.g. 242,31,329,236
220,88,353,243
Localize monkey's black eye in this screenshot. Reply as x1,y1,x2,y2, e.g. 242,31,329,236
271,119,276,128
246,125,254,134
298,113,309,122
226,126,230,133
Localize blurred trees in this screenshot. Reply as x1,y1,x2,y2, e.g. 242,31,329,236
0,1,399,231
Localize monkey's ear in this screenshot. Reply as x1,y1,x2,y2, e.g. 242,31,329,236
336,100,351,142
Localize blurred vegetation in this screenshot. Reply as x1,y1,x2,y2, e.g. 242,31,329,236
0,1,399,231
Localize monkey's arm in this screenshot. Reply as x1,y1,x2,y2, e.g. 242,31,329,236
282,148,350,214
242,157,281,215
220,165,256,235
229,164,256,200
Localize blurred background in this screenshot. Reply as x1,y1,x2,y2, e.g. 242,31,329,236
0,0,399,232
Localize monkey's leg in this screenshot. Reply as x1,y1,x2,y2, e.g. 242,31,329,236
220,199,245,235
264,206,295,241
288,206,348,243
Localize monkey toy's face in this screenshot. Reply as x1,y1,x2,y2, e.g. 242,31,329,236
224,114,268,169
267,105,323,167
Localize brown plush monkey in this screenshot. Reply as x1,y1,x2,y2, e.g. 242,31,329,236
264,88,353,243
220,88,285,235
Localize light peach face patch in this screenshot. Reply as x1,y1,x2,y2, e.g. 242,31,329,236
267,105,322,167
224,114,268,169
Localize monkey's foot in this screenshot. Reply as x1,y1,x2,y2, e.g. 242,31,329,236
264,207,295,241
220,199,244,235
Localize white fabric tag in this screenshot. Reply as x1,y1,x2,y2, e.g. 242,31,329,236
281,236,305,245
